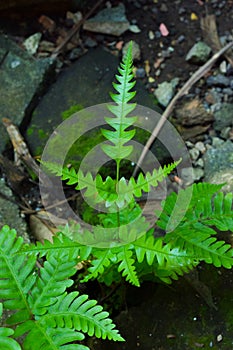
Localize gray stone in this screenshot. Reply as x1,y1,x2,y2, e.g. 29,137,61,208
122,41,141,60
206,74,230,87
211,136,224,147
194,158,204,168
83,3,130,36
0,178,29,242
213,103,233,131
181,167,194,186
204,140,233,178
185,41,212,64
194,141,206,154
154,79,178,107
0,34,55,153
205,168,233,193
136,67,146,78
189,148,200,161
25,48,161,156
193,167,204,181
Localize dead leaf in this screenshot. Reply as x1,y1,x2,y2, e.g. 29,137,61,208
38,15,56,33
30,215,55,243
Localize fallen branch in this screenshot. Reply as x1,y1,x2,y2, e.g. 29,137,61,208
2,117,41,177
132,40,233,177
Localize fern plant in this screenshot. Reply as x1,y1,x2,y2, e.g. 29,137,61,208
39,43,233,287
1,43,233,348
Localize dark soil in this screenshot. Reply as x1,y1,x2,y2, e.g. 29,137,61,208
1,0,232,87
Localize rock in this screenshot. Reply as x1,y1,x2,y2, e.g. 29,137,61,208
0,178,29,242
154,78,179,107
189,148,200,161
123,41,141,60
219,61,227,74
205,89,222,105
194,141,206,154
203,140,233,179
0,34,55,153
213,103,233,131
174,98,214,126
185,41,212,64
83,3,130,36
205,168,233,194
136,67,146,78
181,167,194,186
128,24,141,33
25,48,161,156
193,167,204,181
206,74,230,87
211,136,224,147
195,158,204,168
220,126,231,139
23,32,42,55
84,37,97,48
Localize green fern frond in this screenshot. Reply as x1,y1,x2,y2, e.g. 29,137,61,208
82,249,116,282
15,319,87,350
0,303,22,350
38,291,124,341
0,226,36,324
28,250,77,316
157,182,233,230
117,247,140,286
165,224,233,269
101,42,137,163
20,233,92,260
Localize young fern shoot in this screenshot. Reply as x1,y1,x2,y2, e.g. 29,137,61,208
101,42,137,181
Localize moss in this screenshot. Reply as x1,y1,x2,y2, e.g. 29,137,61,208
61,104,84,120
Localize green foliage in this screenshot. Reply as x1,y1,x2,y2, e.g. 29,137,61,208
41,43,233,287
0,303,22,350
0,226,124,349
1,44,233,348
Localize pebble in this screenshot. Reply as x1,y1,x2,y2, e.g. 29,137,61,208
195,141,206,154
186,141,194,148
177,35,185,43
213,103,233,131
136,67,146,78
220,126,231,139
83,3,130,36
219,61,227,74
178,7,186,15
129,24,141,33
206,74,230,87
189,148,200,161
193,167,204,181
69,47,83,60
154,78,179,107
186,41,212,64
148,30,155,40
195,158,204,168
181,167,194,186
211,137,224,147
160,3,168,12
84,37,97,48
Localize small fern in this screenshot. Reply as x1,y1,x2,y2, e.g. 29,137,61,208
39,44,233,287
